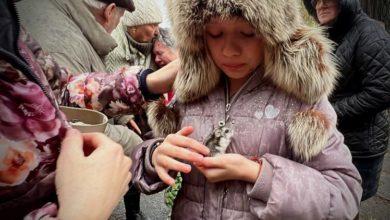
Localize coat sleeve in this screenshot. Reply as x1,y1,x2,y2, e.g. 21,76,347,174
23,28,159,116
333,33,390,121
131,138,174,194
246,101,363,219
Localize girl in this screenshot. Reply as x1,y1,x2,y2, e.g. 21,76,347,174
132,0,362,219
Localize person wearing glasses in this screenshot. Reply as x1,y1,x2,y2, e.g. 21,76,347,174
304,0,390,201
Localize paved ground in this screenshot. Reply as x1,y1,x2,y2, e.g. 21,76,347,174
111,153,390,220
110,191,170,220
360,152,390,220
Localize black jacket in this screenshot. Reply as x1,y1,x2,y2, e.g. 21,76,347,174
304,0,390,157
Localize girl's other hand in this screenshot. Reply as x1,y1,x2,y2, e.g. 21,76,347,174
195,154,261,183
152,126,210,186
56,129,132,220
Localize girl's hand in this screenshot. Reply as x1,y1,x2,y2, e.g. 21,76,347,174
195,154,261,183
152,126,210,186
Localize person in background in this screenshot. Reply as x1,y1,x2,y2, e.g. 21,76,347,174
103,1,165,218
105,0,162,72
17,0,128,74
153,28,177,105
153,28,178,69
304,0,390,201
16,0,179,160
0,0,179,218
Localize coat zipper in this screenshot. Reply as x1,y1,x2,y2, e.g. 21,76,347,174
217,184,228,220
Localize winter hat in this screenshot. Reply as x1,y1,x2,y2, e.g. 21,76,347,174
147,0,339,162
121,0,163,27
97,0,135,12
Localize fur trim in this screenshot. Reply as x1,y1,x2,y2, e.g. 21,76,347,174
148,0,338,160
173,49,221,103
264,26,339,104
147,100,179,137
288,110,331,162
166,0,337,104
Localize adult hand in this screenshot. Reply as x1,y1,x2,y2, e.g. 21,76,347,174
152,126,210,186
56,129,132,220
128,118,142,135
195,154,261,183
146,59,180,94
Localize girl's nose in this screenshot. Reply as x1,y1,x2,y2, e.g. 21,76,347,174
222,37,241,57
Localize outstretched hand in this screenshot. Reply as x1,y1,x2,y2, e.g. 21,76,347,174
152,126,210,186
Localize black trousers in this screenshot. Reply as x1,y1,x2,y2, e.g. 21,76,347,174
124,184,141,220
353,153,385,201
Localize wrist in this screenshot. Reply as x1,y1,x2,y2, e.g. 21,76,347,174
139,69,160,100
150,141,162,167
146,73,155,92
243,158,262,183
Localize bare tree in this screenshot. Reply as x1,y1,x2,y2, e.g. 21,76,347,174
360,0,390,30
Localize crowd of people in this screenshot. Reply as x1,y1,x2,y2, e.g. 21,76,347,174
0,0,389,219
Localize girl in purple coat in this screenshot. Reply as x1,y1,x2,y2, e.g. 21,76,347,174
132,0,363,219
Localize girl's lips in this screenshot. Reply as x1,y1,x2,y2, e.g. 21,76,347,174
222,63,246,69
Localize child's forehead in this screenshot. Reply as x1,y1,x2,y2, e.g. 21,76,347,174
206,16,250,25
205,16,255,30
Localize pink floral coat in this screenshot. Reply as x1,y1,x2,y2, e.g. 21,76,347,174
0,28,145,219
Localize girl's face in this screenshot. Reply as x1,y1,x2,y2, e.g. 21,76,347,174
205,17,264,80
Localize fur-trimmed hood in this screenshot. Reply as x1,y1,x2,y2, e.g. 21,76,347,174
167,0,338,105
148,0,340,162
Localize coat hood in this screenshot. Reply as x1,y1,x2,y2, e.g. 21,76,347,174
167,0,338,105
304,0,363,41
146,0,340,162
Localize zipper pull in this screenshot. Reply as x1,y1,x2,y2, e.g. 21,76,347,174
225,103,231,112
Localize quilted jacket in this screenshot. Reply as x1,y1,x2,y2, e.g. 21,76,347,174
305,0,390,157
0,0,151,218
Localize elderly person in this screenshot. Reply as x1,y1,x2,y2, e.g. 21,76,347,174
17,0,132,74
105,0,162,72
153,28,177,105
16,0,180,152
153,28,178,68
304,0,390,201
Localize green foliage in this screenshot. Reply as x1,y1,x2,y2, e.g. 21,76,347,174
164,173,183,208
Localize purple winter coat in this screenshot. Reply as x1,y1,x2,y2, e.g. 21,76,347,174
132,71,362,219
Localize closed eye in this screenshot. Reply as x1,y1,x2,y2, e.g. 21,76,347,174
207,32,223,38
241,32,255,37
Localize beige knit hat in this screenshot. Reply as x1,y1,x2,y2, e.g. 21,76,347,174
121,0,163,27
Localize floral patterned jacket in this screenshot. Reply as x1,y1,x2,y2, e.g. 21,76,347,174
0,1,149,218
